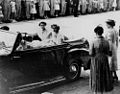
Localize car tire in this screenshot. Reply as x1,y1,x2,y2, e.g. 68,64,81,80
64,58,81,81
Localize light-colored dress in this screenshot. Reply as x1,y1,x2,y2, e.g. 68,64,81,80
105,28,119,71
30,1,37,14
10,1,16,13
43,0,50,11
99,0,104,9
0,5,3,18
54,0,60,11
50,32,65,45
81,0,88,14
112,0,117,7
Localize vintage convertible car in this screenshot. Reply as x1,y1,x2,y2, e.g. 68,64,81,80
0,30,90,94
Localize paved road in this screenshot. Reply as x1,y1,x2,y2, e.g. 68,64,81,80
1,11,120,94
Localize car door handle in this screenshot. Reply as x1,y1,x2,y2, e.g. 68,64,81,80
12,56,21,59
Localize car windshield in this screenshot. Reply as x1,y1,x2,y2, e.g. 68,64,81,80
0,30,18,55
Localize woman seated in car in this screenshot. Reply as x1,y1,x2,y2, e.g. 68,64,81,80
17,24,68,50
50,24,68,45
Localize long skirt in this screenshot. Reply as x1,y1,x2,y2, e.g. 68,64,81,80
109,44,118,71
90,54,113,93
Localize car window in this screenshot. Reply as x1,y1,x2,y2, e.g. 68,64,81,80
0,30,18,55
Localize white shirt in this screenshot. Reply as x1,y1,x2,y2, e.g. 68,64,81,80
37,28,51,40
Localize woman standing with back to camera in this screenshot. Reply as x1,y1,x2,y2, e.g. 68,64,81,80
89,25,113,94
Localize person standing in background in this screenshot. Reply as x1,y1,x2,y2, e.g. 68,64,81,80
65,0,70,16
30,0,37,20
73,0,79,17
15,0,21,21
112,0,117,11
99,0,104,12
116,0,120,10
92,0,99,13
81,0,88,14
103,0,109,12
1,0,11,23
0,4,3,23
43,0,50,18
10,0,16,21
105,19,119,82
35,0,39,18
26,0,31,20
107,0,114,11
54,0,60,17
21,0,26,20
60,0,67,16
38,0,44,18
66,0,73,15
87,0,93,13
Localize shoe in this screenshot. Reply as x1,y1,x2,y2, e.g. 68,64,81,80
113,76,118,83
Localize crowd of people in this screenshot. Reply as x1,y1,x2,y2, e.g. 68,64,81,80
89,19,119,94
0,0,120,23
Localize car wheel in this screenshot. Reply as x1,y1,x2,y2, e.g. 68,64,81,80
65,58,81,81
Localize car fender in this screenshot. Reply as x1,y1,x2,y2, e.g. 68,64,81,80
68,48,89,53
66,48,90,67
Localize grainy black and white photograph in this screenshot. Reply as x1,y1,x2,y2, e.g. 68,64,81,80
0,0,120,94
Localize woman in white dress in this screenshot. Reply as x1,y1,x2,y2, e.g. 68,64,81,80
30,0,37,20
54,0,60,17
50,24,68,45
99,0,104,12
43,0,50,18
105,19,119,82
10,0,16,20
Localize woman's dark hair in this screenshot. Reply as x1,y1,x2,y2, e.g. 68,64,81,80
51,24,60,30
94,26,104,35
106,19,115,27
39,22,47,26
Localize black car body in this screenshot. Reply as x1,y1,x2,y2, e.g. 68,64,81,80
0,30,90,94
